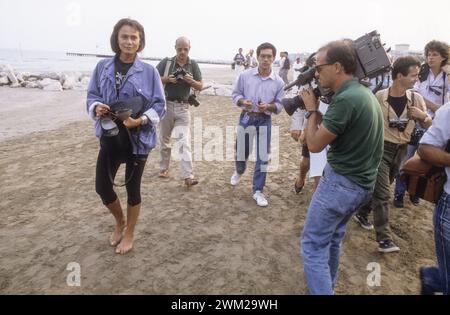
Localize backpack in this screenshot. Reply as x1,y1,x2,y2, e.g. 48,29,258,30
400,140,450,203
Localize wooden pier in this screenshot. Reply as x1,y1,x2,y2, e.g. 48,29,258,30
66,52,232,66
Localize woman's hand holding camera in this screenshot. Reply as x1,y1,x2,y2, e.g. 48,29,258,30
95,103,111,117
123,117,142,129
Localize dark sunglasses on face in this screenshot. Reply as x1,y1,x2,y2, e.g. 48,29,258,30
315,63,333,73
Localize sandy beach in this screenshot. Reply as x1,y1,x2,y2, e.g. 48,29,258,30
0,66,437,294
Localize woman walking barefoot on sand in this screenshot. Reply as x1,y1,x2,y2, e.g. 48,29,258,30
86,18,166,254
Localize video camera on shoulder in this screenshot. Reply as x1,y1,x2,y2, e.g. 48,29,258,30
282,31,392,116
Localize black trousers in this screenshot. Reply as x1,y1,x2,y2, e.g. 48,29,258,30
95,132,148,206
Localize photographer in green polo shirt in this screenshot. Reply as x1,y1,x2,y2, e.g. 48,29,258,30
156,36,203,187
298,40,384,295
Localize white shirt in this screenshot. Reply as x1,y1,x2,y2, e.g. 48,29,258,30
419,102,450,194
291,109,306,131
415,71,450,118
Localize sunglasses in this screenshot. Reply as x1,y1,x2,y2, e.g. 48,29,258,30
314,63,334,73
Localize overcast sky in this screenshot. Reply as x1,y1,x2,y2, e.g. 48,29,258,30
1,0,449,60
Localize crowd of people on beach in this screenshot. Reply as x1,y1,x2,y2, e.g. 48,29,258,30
86,17,450,295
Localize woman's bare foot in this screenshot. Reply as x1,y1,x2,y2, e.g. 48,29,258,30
109,221,126,247
115,230,134,255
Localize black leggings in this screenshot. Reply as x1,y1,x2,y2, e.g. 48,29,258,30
95,148,148,206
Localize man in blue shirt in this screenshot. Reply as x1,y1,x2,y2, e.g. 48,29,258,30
230,42,285,207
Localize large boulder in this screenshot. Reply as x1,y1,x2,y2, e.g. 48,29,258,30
37,72,61,81
214,84,233,97
25,81,40,89
4,65,19,85
62,75,78,90
0,76,9,86
39,78,63,91
80,76,91,85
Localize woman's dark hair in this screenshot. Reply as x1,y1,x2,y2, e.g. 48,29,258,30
110,18,146,54
256,42,277,58
425,40,449,67
318,40,357,75
392,56,421,80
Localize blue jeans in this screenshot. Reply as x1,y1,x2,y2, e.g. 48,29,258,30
421,192,450,295
235,112,271,194
394,144,417,198
301,164,373,295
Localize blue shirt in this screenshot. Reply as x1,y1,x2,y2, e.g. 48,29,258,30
232,67,285,115
87,57,166,155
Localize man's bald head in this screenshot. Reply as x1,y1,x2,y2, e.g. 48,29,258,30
175,36,191,48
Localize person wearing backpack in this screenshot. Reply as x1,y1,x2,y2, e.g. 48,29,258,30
418,102,450,295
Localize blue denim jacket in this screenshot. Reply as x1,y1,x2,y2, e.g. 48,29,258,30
86,57,166,155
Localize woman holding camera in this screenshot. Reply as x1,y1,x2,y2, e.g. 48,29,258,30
86,18,166,255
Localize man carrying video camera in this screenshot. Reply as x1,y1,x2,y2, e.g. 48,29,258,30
299,40,384,295
354,56,431,253
156,36,203,186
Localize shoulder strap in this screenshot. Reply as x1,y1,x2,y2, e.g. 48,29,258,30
442,72,446,105
163,57,174,89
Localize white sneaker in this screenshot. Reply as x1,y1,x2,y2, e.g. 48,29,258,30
230,171,242,186
253,191,268,207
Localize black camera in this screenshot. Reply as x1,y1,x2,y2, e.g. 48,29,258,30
172,68,191,82
282,31,392,116
188,94,200,107
388,118,409,132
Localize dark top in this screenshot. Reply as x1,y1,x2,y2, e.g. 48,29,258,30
156,57,202,101
114,56,134,92
387,94,407,118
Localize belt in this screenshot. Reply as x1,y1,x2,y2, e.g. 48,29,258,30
244,111,270,117
384,141,407,150
168,99,188,104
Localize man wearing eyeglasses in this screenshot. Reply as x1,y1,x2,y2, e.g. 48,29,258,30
394,40,450,207
230,42,285,207
298,40,384,295
354,56,431,254
156,37,203,187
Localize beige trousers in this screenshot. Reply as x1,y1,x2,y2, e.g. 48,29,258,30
159,101,193,179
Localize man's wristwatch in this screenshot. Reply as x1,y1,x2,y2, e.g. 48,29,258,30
305,111,317,119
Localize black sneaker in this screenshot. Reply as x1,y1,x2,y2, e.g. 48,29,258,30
378,239,400,253
353,214,374,230
410,195,420,205
393,196,404,208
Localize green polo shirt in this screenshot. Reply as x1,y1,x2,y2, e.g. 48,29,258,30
156,57,202,101
322,78,384,189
